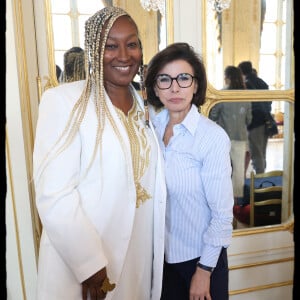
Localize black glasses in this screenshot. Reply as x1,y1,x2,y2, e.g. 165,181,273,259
155,73,195,90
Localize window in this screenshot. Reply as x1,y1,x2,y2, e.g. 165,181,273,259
259,0,287,91
51,0,108,70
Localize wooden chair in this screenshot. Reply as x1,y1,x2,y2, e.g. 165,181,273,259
249,170,283,227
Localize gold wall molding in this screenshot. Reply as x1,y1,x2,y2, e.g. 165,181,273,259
6,132,27,299
233,217,294,237
44,0,58,90
229,253,294,296
12,0,41,265
229,256,294,271
36,76,41,103
229,280,293,296
165,0,173,44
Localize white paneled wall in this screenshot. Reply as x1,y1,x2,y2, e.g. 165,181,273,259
6,0,37,299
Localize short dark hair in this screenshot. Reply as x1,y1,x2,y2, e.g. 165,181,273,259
238,61,253,76
145,42,207,108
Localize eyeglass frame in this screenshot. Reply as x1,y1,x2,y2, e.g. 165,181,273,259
155,73,195,90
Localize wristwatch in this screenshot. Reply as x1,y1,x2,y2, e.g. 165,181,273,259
197,262,214,273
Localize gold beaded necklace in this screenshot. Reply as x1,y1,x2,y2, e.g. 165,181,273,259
114,97,151,208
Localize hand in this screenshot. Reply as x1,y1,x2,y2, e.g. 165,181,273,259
189,267,211,300
82,268,115,300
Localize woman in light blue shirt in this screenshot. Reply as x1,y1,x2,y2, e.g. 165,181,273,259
145,43,234,300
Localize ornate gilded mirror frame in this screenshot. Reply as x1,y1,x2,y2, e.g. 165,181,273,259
200,0,294,235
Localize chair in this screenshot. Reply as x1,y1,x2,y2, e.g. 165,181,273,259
249,170,283,227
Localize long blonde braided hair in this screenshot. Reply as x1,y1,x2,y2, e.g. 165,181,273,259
35,7,141,181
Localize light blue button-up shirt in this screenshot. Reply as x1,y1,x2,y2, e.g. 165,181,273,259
152,104,234,267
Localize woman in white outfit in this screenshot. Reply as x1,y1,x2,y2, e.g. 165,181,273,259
33,6,166,300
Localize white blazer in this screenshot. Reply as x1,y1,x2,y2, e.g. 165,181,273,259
33,80,166,300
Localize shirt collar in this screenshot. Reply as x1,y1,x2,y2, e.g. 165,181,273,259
154,104,200,136
180,104,200,136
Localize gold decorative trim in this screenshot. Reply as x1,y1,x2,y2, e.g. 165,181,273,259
13,0,41,266
44,0,58,90
202,0,207,68
233,216,294,237
229,256,294,271
229,280,293,296
201,84,295,116
6,131,27,299
36,75,42,103
165,0,173,44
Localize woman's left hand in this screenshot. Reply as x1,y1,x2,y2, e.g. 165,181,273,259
189,267,212,300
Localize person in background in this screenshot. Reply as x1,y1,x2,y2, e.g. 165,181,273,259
56,64,62,82
145,42,233,300
209,65,252,204
62,46,86,82
33,7,166,300
238,60,271,174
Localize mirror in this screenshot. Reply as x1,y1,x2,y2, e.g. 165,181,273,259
202,94,294,229
200,86,294,230
204,0,294,90
201,0,294,231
